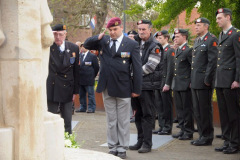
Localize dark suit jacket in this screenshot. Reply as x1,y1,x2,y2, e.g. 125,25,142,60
172,43,192,91
78,51,99,86
47,41,79,102
83,35,142,98
215,27,240,88
161,45,175,89
191,32,218,89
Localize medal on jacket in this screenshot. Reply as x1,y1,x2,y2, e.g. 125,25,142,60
123,60,126,64
70,52,76,64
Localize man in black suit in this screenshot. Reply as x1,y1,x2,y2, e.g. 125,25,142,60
129,20,163,153
75,46,99,113
171,29,194,140
83,17,142,159
214,8,240,154
154,30,175,135
191,18,218,146
47,24,79,134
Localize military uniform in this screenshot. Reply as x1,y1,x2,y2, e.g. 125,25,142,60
191,29,218,144
172,39,194,138
158,44,175,134
215,26,240,150
47,40,79,134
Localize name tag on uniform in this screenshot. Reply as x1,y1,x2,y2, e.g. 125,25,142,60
121,52,130,58
85,62,92,66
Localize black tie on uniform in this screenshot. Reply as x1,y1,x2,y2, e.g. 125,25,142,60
110,40,117,55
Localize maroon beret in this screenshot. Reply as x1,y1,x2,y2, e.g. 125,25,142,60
106,17,121,28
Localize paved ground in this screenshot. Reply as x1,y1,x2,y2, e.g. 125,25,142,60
73,111,240,160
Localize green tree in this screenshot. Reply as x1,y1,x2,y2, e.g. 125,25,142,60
48,0,138,36
125,0,240,36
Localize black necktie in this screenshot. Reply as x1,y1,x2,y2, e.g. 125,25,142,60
197,37,201,44
110,40,117,55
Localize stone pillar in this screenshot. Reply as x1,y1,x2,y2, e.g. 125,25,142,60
0,0,64,159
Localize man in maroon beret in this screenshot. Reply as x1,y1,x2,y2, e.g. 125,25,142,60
83,17,142,159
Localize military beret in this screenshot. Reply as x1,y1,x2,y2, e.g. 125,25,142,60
195,17,210,25
216,8,232,16
127,30,138,35
174,29,188,35
106,17,121,28
155,30,168,37
137,20,152,25
52,24,67,31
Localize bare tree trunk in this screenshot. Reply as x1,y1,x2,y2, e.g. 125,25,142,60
92,0,108,35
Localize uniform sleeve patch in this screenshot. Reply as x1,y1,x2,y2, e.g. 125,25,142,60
155,48,160,54
171,52,175,56
213,42,217,47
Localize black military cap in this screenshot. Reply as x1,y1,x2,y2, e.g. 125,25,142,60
137,20,152,25
127,30,138,35
174,29,188,35
155,30,168,37
195,17,210,25
216,8,232,16
52,24,67,31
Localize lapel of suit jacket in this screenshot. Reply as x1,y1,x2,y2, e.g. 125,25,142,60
62,41,71,67
116,36,127,56
219,27,233,44
176,43,187,57
50,43,62,70
104,36,112,57
193,33,208,49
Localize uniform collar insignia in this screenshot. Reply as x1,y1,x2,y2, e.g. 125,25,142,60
182,46,186,51
164,47,168,51
204,36,208,41
228,30,232,35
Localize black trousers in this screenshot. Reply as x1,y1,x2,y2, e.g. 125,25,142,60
216,88,240,147
192,89,214,140
173,89,194,135
155,89,173,132
132,90,155,148
48,101,73,134
154,89,164,129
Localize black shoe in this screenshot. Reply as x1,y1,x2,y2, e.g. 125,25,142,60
108,151,118,156
138,146,151,153
152,128,162,134
178,134,193,140
172,131,184,138
215,145,229,152
193,139,212,146
130,117,135,123
190,138,200,145
215,134,223,139
87,110,95,113
75,109,86,113
129,142,142,150
173,119,178,123
117,152,126,159
223,146,239,154
158,130,171,135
